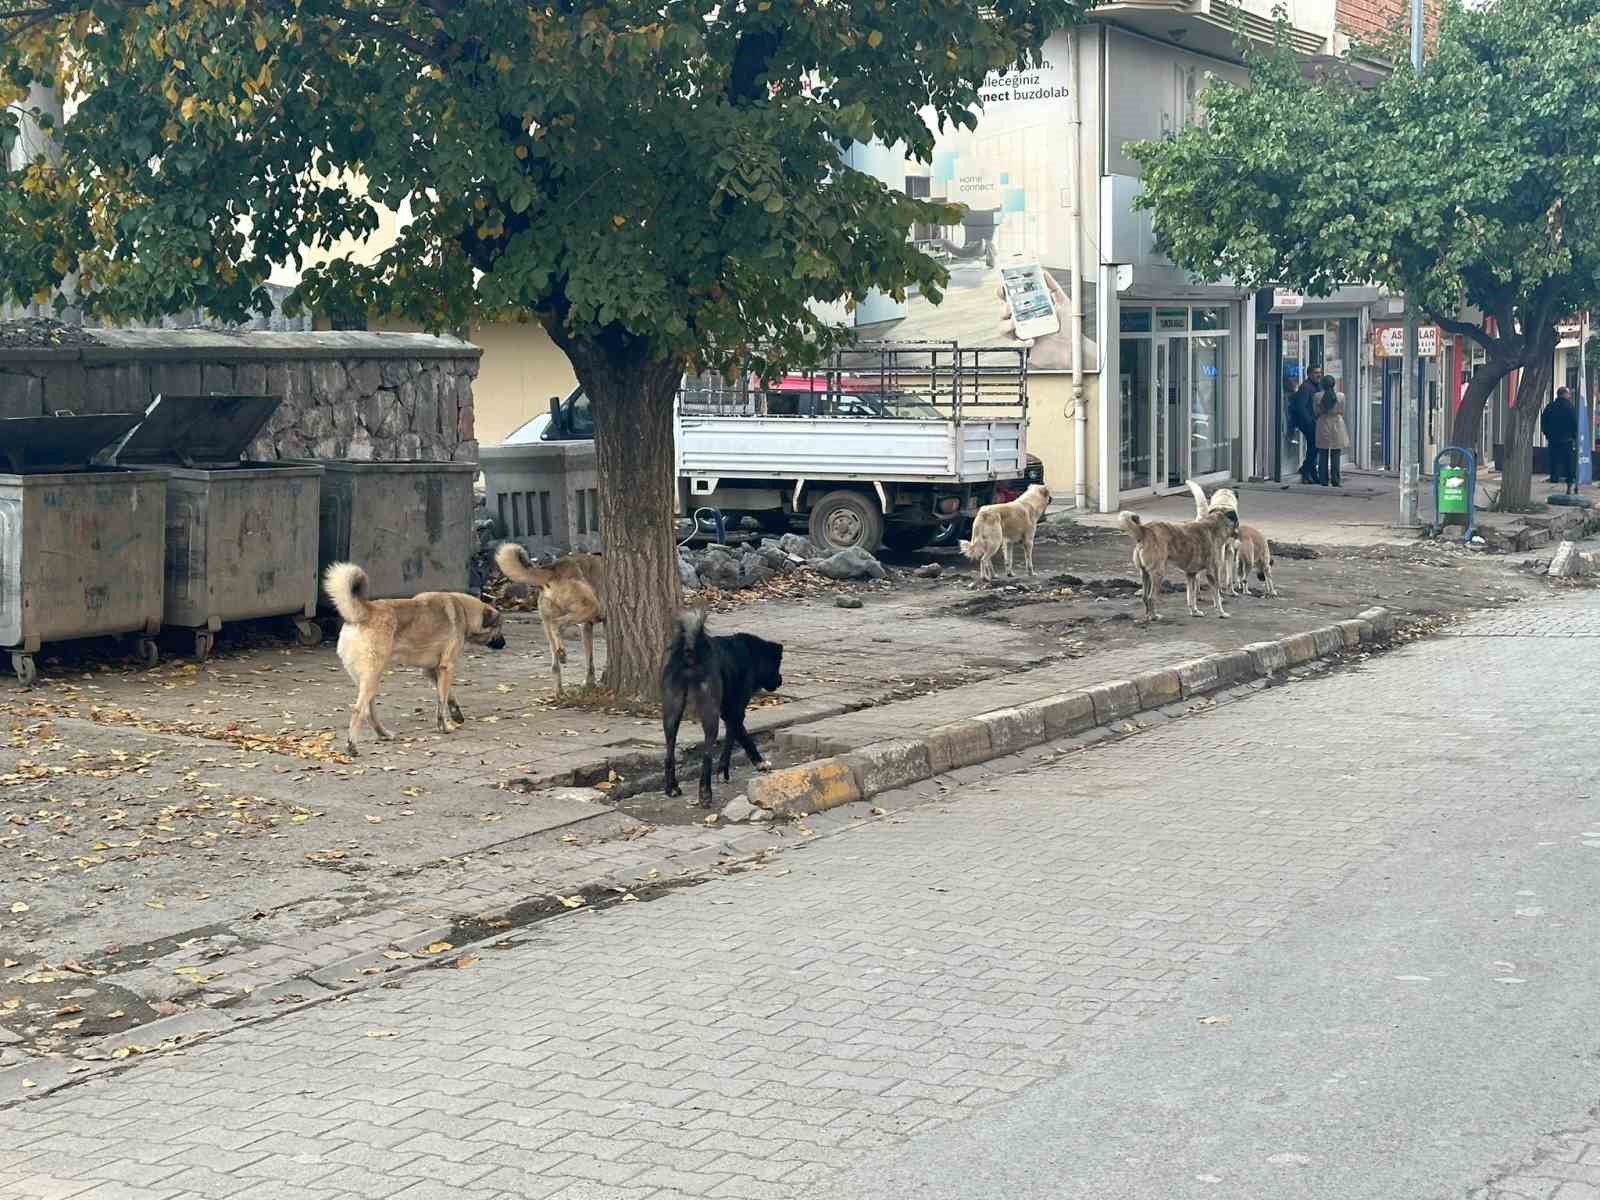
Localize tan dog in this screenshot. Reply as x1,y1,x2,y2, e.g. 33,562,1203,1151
1232,523,1278,597
495,543,604,696
1119,509,1238,621
324,563,506,755
960,483,1053,584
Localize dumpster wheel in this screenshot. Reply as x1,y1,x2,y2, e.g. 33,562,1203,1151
136,637,160,668
293,616,324,647
10,653,36,688
193,630,215,662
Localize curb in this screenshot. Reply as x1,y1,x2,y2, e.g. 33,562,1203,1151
749,608,1394,818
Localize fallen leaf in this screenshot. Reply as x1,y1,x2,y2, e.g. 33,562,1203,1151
7,901,26,914
365,1029,397,1039
453,955,480,969
19,1078,34,1089
149,1000,182,1016
54,1003,83,1016
145,900,165,910
1198,1015,1232,1025
381,950,411,961
109,1045,147,1060
365,815,383,824
556,895,585,909
421,941,453,955
400,787,421,798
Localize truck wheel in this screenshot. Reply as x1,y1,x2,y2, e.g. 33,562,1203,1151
808,490,884,554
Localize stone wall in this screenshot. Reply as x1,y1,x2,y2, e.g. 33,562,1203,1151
0,324,480,463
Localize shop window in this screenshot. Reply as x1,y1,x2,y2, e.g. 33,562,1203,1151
1120,308,1152,334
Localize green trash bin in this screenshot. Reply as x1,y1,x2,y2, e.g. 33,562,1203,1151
1438,465,1470,518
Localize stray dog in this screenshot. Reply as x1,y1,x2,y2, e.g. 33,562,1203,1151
661,610,784,806
1119,508,1238,621
1188,479,1242,593
323,562,506,755
960,483,1053,584
1232,523,1278,596
495,543,603,697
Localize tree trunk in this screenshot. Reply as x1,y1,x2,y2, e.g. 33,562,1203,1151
569,351,682,701
1449,357,1514,451
1498,352,1553,512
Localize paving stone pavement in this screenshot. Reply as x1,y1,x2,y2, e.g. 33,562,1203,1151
2,594,1598,1199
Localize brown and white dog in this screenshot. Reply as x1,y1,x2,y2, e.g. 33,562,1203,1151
960,483,1053,584
323,563,506,755
1185,480,1276,597
1119,507,1238,621
495,543,604,697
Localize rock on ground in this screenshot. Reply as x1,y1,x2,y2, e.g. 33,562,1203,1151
815,545,885,581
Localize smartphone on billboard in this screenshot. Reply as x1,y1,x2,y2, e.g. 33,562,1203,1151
1000,259,1061,340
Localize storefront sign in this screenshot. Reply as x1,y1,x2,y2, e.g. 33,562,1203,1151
1374,324,1440,358
1557,319,1584,348
1270,288,1304,314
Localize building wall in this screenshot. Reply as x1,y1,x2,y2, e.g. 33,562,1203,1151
1337,0,1439,47
0,327,480,463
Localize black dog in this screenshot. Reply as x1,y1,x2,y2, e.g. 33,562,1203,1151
661,610,784,806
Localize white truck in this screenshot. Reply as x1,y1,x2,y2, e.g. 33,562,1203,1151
497,341,1040,554
675,342,1037,552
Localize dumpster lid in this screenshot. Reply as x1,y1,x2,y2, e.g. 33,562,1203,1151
116,394,282,467
0,413,146,474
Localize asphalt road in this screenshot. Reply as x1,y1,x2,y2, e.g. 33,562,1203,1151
3,593,1599,1200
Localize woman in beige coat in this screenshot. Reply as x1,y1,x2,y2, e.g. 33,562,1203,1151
1315,377,1350,486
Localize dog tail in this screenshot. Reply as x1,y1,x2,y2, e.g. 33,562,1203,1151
958,538,976,560
323,562,372,625
1119,512,1147,541
495,541,553,587
670,608,712,670
1185,479,1208,521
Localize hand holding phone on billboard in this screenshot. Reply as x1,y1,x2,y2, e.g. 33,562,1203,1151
999,259,1062,341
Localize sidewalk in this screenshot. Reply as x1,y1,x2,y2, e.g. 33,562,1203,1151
0,488,1580,1094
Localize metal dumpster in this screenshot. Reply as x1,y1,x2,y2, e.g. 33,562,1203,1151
1,414,167,685
297,459,476,600
114,394,324,660
481,440,602,556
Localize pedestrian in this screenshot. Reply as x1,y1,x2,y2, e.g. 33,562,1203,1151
1541,386,1579,492
1288,365,1324,484
1315,377,1349,487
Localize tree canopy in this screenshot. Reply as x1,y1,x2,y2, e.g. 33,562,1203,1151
2,0,1086,370
2,0,1089,696
1129,0,1600,508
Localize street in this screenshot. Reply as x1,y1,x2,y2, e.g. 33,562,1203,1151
3,591,1600,1200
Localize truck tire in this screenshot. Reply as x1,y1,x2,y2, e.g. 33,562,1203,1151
808,490,884,554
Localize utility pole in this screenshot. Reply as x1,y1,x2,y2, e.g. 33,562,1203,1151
1398,0,1425,526
1582,311,1592,487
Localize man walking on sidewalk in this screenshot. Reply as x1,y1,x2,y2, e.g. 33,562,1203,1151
1542,386,1579,492
1289,365,1324,484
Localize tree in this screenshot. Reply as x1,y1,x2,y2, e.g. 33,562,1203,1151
1129,0,1600,510
0,0,1088,697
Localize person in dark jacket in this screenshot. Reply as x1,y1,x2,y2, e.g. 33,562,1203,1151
1541,387,1579,492
1288,365,1324,484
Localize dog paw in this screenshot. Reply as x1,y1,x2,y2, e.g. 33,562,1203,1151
755,761,773,773
345,742,359,757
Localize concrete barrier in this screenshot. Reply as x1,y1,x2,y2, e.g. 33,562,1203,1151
756,608,1396,818
748,758,861,817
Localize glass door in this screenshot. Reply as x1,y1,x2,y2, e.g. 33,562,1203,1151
1155,336,1190,491
1153,338,1169,491
1119,338,1154,492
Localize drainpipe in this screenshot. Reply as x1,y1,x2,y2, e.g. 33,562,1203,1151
1067,31,1088,510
